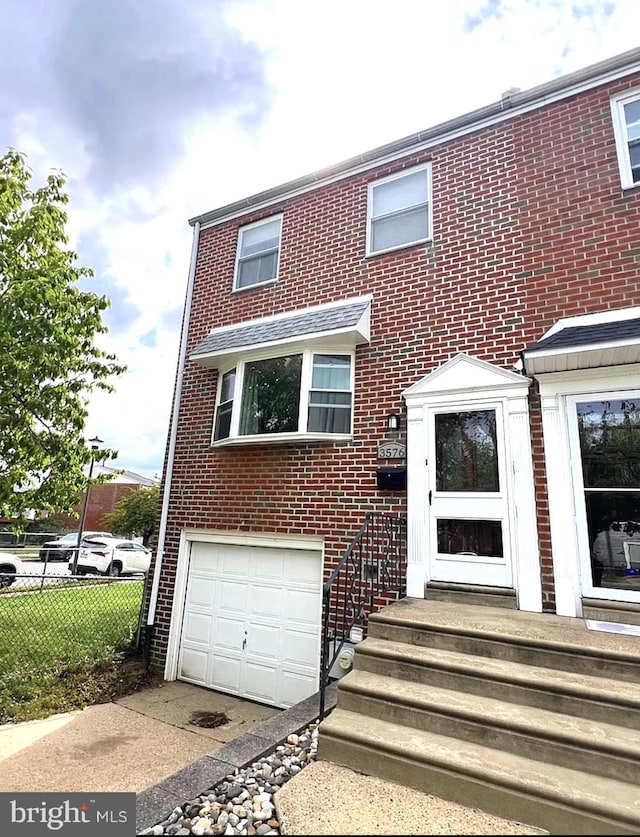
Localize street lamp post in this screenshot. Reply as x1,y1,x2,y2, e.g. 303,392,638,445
71,435,104,574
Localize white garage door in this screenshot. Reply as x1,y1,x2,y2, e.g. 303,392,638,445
177,541,322,708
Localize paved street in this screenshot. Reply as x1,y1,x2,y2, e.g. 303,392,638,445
11,562,72,588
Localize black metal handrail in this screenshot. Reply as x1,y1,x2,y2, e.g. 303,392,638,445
319,511,407,718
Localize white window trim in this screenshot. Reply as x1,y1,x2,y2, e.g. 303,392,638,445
565,389,640,605
366,163,433,257
610,87,640,190
211,344,355,446
539,365,640,616
233,214,283,292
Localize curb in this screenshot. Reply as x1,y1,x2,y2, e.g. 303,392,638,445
136,684,337,835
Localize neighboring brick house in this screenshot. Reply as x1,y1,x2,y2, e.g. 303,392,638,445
52,466,160,532
146,47,640,709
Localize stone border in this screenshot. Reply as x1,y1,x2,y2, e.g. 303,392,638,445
136,685,337,835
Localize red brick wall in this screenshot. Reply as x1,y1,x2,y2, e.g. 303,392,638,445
54,484,140,533
149,72,640,665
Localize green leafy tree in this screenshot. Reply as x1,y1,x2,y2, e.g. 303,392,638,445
104,484,160,545
0,149,126,524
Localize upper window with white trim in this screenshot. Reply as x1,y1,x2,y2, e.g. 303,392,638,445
611,90,640,189
234,215,282,290
212,350,353,442
367,164,432,256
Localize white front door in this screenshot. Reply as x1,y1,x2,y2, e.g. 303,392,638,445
428,404,512,587
178,541,322,708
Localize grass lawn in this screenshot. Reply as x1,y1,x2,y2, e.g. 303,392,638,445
0,580,154,723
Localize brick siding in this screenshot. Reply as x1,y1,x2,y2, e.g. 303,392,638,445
148,71,640,668
54,484,141,532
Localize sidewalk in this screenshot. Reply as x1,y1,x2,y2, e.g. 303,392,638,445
0,680,278,795
275,761,547,835
135,685,335,833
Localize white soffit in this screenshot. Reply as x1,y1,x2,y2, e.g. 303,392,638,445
523,308,640,376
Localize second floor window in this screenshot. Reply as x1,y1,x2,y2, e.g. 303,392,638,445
234,215,282,290
367,164,432,256
611,90,640,189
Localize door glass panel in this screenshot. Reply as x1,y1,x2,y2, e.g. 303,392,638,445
435,410,499,492
578,399,640,591
437,519,503,558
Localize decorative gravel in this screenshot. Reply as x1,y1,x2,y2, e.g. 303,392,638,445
141,724,319,836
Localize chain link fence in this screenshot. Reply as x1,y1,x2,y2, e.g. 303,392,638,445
0,571,148,678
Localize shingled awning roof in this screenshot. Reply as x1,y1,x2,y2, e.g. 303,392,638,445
523,311,640,375
190,297,371,368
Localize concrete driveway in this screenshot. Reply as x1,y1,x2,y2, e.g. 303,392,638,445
0,680,279,793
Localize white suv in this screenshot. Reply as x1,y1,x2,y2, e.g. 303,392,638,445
71,537,151,577
0,552,26,588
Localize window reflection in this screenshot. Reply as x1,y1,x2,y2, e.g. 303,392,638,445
435,410,499,492
578,399,640,590
437,519,503,558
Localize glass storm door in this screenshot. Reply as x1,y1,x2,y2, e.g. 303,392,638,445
428,405,512,587
573,395,640,601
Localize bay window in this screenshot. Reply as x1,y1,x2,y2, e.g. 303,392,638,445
213,349,354,443
213,369,235,440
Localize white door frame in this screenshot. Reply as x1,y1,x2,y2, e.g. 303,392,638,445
403,354,541,612
538,365,640,616
164,529,324,682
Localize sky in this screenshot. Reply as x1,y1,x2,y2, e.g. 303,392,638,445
1,0,638,478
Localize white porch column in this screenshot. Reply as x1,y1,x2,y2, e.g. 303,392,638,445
406,400,428,598
507,396,542,612
540,394,582,617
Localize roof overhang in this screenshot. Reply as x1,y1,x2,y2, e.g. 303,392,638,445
190,296,371,369
522,308,640,376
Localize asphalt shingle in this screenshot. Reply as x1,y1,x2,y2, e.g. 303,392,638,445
190,299,370,359
527,318,640,352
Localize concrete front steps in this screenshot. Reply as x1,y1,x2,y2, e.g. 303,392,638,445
582,597,640,627
426,581,517,609
318,598,640,835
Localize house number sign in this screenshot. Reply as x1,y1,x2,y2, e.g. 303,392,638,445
377,442,406,460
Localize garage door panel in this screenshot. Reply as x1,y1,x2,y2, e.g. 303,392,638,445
252,552,285,580
191,543,224,575
179,648,208,683
247,623,279,658
210,654,242,694
284,551,322,584
221,549,250,576
218,580,248,611
179,540,322,708
182,611,212,644
247,585,282,618
284,588,321,625
243,662,278,704
186,577,216,608
279,670,318,708
282,629,319,668
212,616,244,653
